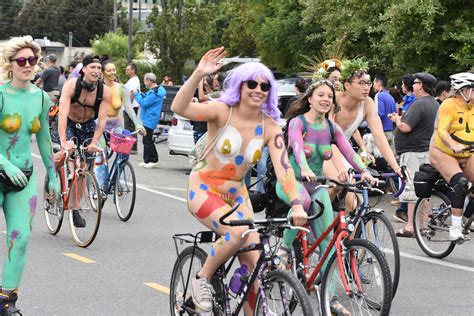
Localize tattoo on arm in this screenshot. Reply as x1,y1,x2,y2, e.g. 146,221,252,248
274,133,290,170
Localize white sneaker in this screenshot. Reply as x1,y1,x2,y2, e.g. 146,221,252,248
191,276,213,312
138,162,147,167
144,162,160,169
449,226,470,243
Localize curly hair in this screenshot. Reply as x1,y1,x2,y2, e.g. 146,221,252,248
3,35,42,80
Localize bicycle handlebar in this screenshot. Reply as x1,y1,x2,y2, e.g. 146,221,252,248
351,166,407,197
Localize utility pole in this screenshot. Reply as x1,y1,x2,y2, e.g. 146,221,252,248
113,0,117,32
68,32,73,63
138,0,141,24
128,0,133,63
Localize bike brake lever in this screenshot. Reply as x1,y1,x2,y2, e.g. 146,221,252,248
242,228,258,238
288,226,310,233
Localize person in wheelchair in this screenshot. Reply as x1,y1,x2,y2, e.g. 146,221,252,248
429,72,474,242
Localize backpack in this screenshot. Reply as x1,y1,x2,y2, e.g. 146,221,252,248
264,115,335,218
71,76,104,120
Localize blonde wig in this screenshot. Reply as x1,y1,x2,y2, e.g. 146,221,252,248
3,35,42,79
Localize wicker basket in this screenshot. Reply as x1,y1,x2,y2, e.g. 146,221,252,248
110,132,136,154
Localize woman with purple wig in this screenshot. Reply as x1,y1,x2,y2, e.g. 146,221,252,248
171,47,308,313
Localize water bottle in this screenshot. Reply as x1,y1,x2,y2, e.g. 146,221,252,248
229,264,250,294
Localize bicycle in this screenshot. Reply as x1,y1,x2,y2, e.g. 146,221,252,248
413,145,474,258
170,204,314,315
96,129,138,221
43,138,105,248
287,177,393,315
351,167,407,297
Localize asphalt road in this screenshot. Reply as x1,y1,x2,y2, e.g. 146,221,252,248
0,139,473,315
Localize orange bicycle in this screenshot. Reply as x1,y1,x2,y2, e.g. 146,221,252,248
43,139,105,247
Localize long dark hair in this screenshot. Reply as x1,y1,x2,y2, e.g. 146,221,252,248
286,79,338,121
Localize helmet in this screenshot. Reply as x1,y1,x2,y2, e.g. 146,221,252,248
450,72,474,90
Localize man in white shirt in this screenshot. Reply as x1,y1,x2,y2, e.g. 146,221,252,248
124,63,141,153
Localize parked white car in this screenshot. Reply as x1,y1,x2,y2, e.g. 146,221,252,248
167,114,195,156
167,78,297,157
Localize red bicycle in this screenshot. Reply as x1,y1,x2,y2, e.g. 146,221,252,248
289,177,393,315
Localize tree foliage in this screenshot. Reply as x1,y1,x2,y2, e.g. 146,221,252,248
0,0,22,38
146,0,214,84
10,0,114,46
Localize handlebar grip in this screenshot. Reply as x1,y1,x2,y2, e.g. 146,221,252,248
315,176,328,183
229,220,254,227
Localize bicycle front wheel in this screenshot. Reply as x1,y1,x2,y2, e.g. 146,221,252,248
114,160,136,221
170,246,208,315
413,191,455,258
43,173,63,235
321,239,392,315
254,269,313,316
69,170,102,248
354,211,400,298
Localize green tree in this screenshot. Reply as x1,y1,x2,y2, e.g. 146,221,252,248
146,0,214,84
14,0,114,46
0,0,22,39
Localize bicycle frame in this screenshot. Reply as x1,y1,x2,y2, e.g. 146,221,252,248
101,152,128,196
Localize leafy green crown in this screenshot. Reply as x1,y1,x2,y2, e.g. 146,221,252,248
340,57,369,82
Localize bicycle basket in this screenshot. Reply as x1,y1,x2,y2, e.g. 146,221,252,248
110,132,136,154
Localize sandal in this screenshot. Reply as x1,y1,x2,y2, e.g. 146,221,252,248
276,245,291,270
330,297,351,316
396,228,414,238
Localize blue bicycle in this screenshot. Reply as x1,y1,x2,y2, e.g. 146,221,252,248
97,130,138,221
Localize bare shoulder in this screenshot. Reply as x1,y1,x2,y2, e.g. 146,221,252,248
263,115,283,143
61,77,76,98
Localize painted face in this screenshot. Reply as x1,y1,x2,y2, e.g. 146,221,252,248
327,70,341,91
308,84,334,115
240,76,270,108
346,74,372,101
103,63,117,81
82,62,102,83
10,47,36,82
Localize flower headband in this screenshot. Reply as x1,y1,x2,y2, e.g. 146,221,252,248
305,79,335,96
340,57,369,82
312,59,343,81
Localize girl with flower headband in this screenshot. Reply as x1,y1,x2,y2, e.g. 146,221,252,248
171,47,308,313
324,58,404,206
275,78,376,315
312,59,343,91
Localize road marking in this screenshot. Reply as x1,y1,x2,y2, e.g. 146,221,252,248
63,253,96,263
150,186,187,192
136,183,187,203
385,249,474,273
144,282,170,294
32,153,474,273
1,231,6,234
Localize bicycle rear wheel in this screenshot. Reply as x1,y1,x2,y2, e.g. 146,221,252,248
413,191,456,258
114,160,136,221
69,170,102,248
170,246,208,315
43,173,63,235
254,269,313,316
354,211,400,298
321,239,392,315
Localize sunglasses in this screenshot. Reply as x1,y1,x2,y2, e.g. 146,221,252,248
11,56,38,67
244,80,271,92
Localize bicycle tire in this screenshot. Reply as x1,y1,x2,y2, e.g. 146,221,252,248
254,269,313,316
413,191,456,258
169,246,208,315
321,239,392,316
69,169,102,248
354,211,400,298
43,173,63,235
114,160,136,221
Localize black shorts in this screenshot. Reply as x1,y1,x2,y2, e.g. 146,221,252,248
67,119,96,161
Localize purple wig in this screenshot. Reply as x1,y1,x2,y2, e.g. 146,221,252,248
218,62,281,122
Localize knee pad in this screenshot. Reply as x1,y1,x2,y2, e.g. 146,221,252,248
450,172,468,208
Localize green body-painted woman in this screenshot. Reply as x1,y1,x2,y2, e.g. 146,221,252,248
0,35,59,315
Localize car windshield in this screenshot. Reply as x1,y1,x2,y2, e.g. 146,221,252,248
277,78,298,94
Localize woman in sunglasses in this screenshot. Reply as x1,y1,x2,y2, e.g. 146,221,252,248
0,35,59,314
277,79,376,315
171,47,308,313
